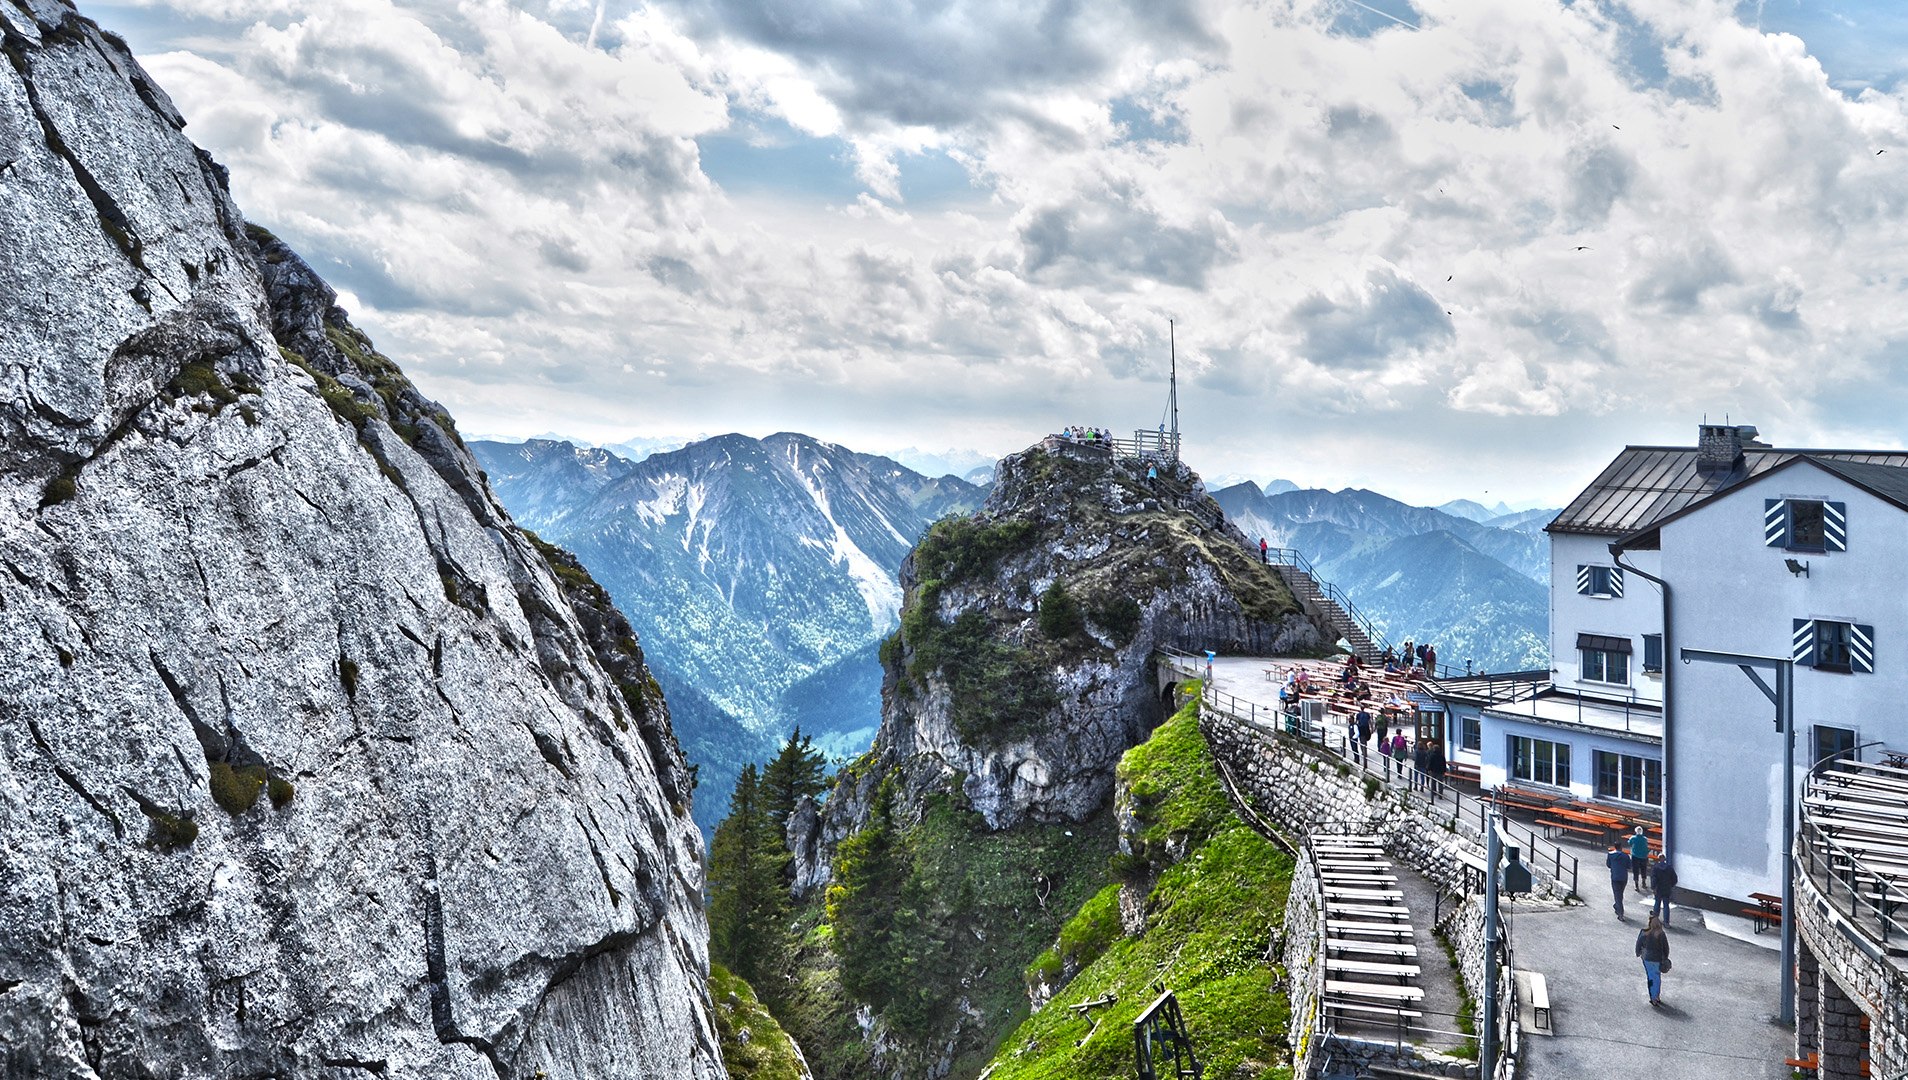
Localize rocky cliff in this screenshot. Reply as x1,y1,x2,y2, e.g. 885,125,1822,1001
770,438,1319,1080
0,2,722,1076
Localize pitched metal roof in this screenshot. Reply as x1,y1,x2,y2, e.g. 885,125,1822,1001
1547,447,1908,536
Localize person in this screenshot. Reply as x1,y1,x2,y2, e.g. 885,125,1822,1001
1354,706,1373,759
1636,915,1671,1006
1427,739,1447,788
1260,537,1269,563
1381,645,1397,665
1346,712,1362,763
1651,856,1678,925
1390,732,1408,774
1412,739,1429,791
1628,827,1652,892
1607,842,1633,919
1148,464,1157,480
1424,644,1438,673
1374,710,1390,755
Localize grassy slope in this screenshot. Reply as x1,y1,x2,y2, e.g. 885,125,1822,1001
713,964,811,1080
983,695,1295,1080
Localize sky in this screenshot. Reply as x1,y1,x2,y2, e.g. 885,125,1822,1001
86,0,1908,505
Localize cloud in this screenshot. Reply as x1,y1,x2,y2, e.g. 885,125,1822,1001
97,0,1908,507
1288,266,1453,369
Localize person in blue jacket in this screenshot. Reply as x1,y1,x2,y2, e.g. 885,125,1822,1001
1606,842,1632,919
1628,827,1652,892
1651,857,1678,925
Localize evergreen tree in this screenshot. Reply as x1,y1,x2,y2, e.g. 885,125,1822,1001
761,727,828,838
708,765,787,992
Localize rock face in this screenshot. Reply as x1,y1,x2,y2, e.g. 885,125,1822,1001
0,3,723,1077
791,436,1321,892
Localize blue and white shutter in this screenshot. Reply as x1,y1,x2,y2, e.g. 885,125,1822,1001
1792,618,1816,667
1853,623,1875,673
1575,565,1591,595
1765,499,1789,548
1826,501,1848,552
1608,567,1625,597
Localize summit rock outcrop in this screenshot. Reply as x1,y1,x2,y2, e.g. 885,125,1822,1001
0,2,723,1076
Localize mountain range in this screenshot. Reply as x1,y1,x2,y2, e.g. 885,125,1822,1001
472,434,984,832
1214,481,1554,671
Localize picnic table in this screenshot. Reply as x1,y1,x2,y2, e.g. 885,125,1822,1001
1744,892,1782,934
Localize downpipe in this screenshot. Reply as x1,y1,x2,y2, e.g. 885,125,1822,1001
1611,545,1673,860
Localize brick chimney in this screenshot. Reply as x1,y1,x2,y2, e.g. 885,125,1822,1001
1696,423,1762,474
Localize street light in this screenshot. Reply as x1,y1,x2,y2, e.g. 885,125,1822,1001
1680,647,1796,1027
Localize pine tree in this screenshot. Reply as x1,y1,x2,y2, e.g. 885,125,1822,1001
761,727,828,838
707,765,787,991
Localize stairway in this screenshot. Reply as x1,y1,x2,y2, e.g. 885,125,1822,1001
1272,563,1383,662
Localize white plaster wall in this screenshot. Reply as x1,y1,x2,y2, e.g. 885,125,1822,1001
1479,713,1661,804
1660,464,1908,900
1549,534,1664,704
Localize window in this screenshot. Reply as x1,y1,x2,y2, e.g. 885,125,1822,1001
1594,750,1662,805
1511,735,1571,788
1794,619,1874,674
1642,634,1663,674
1575,564,1624,598
1813,725,1857,766
1461,713,1481,752
1766,499,1847,552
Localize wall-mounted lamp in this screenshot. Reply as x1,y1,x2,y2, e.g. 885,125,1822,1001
1785,558,1810,578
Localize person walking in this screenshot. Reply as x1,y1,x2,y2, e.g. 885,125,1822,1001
1412,739,1429,791
1260,537,1269,563
1390,733,1408,777
1651,856,1678,924
1607,842,1632,919
1355,707,1373,765
1427,739,1447,789
1628,827,1652,892
1636,915,1671,1006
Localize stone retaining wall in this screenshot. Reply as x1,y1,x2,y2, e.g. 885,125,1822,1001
1204,710,1524,1080
1794,870,1908,1079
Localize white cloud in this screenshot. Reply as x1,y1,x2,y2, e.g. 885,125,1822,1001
104,0,1908,504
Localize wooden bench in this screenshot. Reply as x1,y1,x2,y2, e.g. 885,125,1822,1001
1744,892,1782,933
1326,939,1419,958
1537,815,1610,843
1325,980,1424,1002
1326,903,1411,920
1326,921,1415,938
1518,969,1551,1035
1322,887,1406,901
1319,874,1399,886
1325,958,1422,980
1322,999,1423,1023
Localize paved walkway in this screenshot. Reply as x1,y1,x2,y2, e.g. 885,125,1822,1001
1512,859,1792,1078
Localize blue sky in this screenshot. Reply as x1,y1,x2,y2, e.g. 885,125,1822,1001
85,0,1908,504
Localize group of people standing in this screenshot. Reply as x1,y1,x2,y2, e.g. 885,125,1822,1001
1345,703,1447,788
1060,425,1111,442
1381,639,1438,675
1607,828,1680,1007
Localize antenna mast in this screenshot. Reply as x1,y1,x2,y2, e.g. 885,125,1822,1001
1168,320,1179,464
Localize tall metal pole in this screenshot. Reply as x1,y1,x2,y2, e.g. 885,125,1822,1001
1168,319,1179,464
1482,807,1501,1077
1777,659,1796,1028
1680,647,1796,1026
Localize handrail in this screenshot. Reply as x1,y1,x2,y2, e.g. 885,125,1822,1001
1799,755,1908,952
1262,547,1470,679
1176,659,1579,897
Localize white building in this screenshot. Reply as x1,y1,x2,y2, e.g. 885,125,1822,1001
1441,421,1908,904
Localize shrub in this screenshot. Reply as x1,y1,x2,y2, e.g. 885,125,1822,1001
268,776,296,809
1038,581,1084,640
40,471,76,508
1363,775,1381,800
1089,595,1143,647
210,762,268,815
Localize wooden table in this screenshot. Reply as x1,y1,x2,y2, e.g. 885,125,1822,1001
1744,891,1782,933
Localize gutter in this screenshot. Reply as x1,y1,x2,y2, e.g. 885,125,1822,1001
1611,542,1674,863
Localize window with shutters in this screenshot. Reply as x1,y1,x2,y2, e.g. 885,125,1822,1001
1642,633,1663,674
1575,564,1623,598
1594,750,1662,805
1766,498,1846,552
1793,618,1874,674
1511,735,1571,788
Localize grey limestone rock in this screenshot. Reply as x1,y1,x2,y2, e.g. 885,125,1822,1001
0,4,723,1077
790,437,1321,895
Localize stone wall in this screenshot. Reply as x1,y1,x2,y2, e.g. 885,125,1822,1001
1283,852,1324,1078
1203,708,1531,1080
1794,870,1908,1079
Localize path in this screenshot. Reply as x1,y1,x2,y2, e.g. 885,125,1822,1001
1512,854,1791,1078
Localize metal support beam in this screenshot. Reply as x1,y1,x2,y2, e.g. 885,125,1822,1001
1680,647,1796,1026
1482,806,1502,1077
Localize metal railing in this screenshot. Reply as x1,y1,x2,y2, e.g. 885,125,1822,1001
1262,546,1396,659
1177,660,1579,897
1799,756,1908,953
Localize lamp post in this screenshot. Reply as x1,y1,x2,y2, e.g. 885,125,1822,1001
1679,647,1795,1027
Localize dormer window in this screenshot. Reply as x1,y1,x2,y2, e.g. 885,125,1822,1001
1766,499,1845,553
